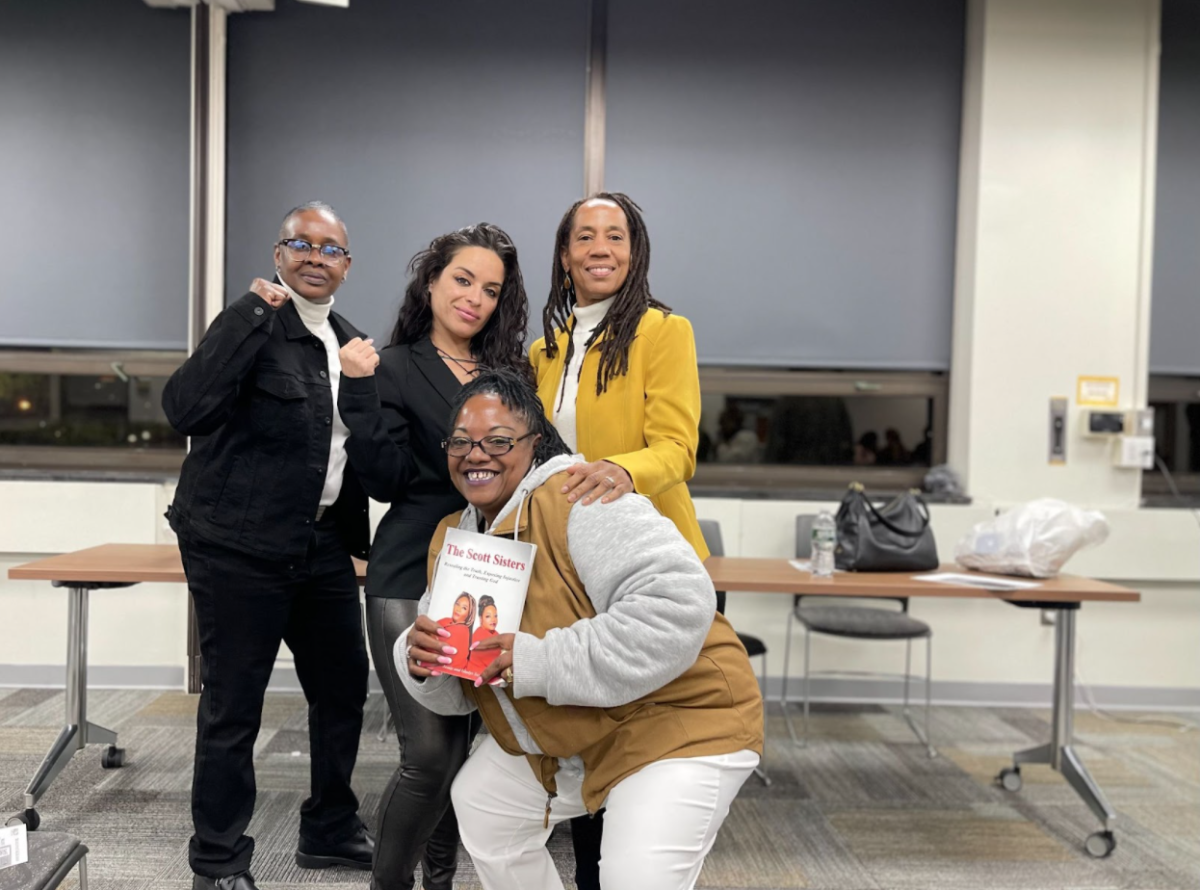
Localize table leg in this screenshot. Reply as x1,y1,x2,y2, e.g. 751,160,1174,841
999,604,1117,856
19,587,119,818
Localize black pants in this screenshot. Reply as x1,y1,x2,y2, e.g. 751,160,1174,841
181,517,369,878
570,811,603,890
366,597,478,890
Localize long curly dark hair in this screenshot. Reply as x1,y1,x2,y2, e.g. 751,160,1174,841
389,223,530,377
539,192,672,403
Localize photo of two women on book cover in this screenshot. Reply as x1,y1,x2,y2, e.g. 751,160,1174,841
427,527,536,681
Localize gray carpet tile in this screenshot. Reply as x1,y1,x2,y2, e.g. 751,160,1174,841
1,690,1197,890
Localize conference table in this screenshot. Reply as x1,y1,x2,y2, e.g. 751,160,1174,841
9,545,1139,858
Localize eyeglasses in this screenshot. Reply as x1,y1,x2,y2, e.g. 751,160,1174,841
277,238,350,265
442,432,537,457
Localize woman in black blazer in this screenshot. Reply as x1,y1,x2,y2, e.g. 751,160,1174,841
339,223,530,890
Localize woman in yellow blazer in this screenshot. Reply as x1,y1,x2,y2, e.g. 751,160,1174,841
530,192,708,890
529,191,708,559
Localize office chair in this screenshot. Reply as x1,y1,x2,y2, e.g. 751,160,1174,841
697,519,771,786
781,515,935,757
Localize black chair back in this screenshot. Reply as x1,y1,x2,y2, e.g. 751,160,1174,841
698,519,727,615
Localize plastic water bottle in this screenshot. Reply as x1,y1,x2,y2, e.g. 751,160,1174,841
811,511,837,578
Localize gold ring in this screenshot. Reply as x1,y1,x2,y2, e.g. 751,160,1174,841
503,667,515,684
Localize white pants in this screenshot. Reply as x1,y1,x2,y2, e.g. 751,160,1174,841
451,734,758,890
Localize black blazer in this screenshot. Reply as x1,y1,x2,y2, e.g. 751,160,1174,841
164,292,371,561
341,337,467,599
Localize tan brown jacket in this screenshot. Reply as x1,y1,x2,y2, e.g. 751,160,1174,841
426,470,763,813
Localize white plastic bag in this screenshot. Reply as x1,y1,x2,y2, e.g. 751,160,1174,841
954,499,1109,578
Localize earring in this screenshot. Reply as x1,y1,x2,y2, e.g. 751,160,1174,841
563,273,573,292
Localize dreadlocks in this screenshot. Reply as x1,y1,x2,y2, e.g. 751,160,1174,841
540,193,672,403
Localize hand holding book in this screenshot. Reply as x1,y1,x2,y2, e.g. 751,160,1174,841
406,615,456,678
471,633,516,688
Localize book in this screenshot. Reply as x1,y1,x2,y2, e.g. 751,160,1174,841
426,526,536,681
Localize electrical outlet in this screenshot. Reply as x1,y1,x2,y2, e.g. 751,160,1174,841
1115,435,1154,469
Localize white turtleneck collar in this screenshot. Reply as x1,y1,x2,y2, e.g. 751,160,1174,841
279,276,335,328
571,295,615,331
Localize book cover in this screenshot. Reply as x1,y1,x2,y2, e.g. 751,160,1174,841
426,526,536,681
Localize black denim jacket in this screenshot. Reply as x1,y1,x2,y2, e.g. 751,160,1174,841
164,291,371,561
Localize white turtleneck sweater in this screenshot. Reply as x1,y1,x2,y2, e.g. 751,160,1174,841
552,295,615,453
281,280,350,508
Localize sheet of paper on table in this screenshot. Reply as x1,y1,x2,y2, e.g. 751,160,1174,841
912,571,1043,592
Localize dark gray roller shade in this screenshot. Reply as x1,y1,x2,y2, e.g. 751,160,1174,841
1150,0,1200,376
0,0,190,350
605,0,964,370
225,0,587,344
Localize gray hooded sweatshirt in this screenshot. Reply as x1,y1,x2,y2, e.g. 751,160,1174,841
395,453,716,759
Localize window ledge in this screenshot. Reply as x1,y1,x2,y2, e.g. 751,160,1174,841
0,468,178,485
690,483,971,504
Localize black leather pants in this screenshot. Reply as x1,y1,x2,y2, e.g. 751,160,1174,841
366,596,478,890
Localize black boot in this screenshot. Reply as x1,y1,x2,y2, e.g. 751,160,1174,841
192,872,259,890
295,824,374,870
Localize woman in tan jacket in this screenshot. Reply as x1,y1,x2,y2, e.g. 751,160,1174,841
399,368,762,890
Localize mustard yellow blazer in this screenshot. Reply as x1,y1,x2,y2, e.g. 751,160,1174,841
530,308,709,559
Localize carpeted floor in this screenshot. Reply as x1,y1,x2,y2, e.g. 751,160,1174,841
2,687,1198,889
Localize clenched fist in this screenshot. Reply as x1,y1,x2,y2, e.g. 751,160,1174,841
250,278,290,308
339,337,380,378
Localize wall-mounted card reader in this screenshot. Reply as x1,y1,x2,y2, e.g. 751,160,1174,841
1049,397,1067,464
1084,410,1127,437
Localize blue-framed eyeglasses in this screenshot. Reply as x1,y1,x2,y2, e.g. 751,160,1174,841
277,238,350,265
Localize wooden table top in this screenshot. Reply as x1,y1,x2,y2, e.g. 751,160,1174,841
8,544,367,585
8,545,1139,605
704,557,1140,604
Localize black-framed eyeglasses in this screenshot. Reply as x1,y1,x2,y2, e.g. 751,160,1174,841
277,238,350,265
441,432,537,457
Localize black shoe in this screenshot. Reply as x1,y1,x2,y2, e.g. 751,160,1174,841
295,825,374,870
192,872,259,890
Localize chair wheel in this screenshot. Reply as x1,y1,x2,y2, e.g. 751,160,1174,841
1085,830,1116,858
997,766,1022,792
101,745,125,769
5,808,40,831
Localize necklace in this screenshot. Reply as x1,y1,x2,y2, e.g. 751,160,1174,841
435,346,482,378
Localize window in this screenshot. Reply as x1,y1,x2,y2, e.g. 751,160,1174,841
0,350,186,473
1145,375,1200,499
694,368,948,494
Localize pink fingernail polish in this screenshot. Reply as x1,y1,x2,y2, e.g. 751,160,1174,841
430,669,442,676
437,656,452,665
473,678,482,688
442,646,456,655
437,628,451,638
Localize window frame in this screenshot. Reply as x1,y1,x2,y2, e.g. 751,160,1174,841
1143,374,1200,499
0,348,187,474
693,367,949,495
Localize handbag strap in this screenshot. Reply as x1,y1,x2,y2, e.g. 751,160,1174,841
859,492,930,538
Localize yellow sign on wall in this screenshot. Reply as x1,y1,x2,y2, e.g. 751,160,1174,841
1077,376,1119,407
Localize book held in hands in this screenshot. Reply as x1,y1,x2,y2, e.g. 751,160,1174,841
427,527,536,681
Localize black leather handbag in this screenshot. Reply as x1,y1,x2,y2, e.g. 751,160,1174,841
834,483,939,572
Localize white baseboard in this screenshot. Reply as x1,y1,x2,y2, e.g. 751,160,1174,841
3,664,1197,712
